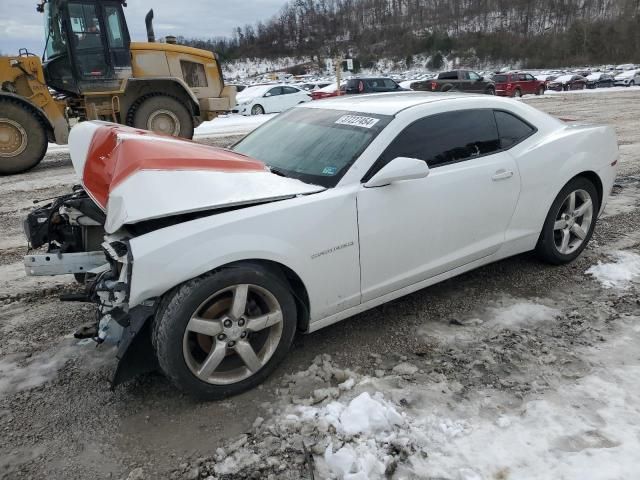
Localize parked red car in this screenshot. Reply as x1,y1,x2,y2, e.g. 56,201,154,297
493,72,546,97
310,82,345,100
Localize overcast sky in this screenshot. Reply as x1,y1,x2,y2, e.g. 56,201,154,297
0,0,285,55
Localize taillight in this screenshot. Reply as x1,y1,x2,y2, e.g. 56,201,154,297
431,81,438,91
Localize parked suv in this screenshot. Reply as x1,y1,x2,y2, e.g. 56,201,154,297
413,70,496,95
493,72,546,97
344,77,406,94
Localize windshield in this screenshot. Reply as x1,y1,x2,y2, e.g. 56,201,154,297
232,108,392,188
555,75,573,82
43,3,67,59
237,85,271,99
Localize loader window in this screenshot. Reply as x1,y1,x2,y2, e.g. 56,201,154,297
68,2,108,78
104,6,124,49
181,61,208,88
43,3,67,59
69,3,101,50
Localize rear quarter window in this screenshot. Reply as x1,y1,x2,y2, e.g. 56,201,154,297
438,72,458,80
494,110,536,149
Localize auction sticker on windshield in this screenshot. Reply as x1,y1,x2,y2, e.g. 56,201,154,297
335,115,380,129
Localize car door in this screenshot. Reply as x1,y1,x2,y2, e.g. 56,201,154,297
522,74,536,94
263,87,283,113
279,86,299,109
357,109,521,302
461,71,474,91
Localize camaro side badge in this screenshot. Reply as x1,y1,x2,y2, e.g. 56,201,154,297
311,241,355,260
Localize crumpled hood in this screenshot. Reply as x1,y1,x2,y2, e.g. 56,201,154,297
68,121,325,233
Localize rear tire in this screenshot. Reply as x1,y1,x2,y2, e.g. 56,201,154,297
131,95,194,139
535,177,599,265
0,99,47,175
152,264,297,400
513,88,522,98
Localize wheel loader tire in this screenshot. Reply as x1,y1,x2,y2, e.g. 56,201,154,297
0,98,47,175
131,94,194,139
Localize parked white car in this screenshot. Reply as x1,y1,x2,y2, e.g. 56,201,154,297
614,70,640,87
233,84,311,115
24,93,618,399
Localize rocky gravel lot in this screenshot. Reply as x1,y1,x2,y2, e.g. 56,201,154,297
1,91,640,479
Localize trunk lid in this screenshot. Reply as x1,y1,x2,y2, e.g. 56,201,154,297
68,122,325,233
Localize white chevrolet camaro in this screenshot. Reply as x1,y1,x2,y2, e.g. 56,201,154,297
24,92,618,399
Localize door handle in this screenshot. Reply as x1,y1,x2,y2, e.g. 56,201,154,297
492,169,514,181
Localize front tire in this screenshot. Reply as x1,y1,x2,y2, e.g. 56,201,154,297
251,104,265,115
152,264,297,400
0,99,47,175
536,86,545,95
535,177,599,265
131,94,194,139
485,86,496,95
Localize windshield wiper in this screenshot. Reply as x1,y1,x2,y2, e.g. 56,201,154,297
268,166,289,178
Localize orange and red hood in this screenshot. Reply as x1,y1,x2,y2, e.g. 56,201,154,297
68,122,324,233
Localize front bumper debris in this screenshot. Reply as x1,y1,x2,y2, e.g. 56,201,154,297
24,251,107,276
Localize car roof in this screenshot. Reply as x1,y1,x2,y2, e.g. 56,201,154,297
302,91,493,116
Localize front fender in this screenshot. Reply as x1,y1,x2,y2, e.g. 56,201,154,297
126,188,361,322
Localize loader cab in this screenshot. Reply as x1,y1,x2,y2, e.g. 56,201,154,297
41,0,131,95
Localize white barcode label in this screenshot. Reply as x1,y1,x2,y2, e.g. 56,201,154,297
335,115,380,129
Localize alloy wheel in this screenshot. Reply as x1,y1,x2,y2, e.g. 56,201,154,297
553,189,594,255
182,284,284,385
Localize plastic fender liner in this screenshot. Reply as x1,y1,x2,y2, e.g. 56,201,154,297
111,303,158,387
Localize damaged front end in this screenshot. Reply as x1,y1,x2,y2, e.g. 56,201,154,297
90,236,159,385
23,187,107,279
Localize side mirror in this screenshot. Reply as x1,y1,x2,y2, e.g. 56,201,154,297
264,92,272,97
478,76,484,82
364,157,430,188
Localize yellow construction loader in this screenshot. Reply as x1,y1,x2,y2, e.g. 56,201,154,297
0,0,236,174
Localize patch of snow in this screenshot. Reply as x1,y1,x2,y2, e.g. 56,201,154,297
586,250,640,289
0,338,109,397
487,301,561,328
193,113,276,137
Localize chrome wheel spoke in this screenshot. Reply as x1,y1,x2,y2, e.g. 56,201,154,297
567,192,576,212
234,340,262,372
197,341,227,378
560,228,571,253
230,284,249,318
571,224,587,240
246,309,283,332
187,317,223,337
574,199,592,217
554,219,567,230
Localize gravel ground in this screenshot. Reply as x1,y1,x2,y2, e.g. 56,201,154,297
1,91,640,480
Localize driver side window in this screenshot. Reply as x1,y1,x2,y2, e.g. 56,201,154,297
267,87,283,96
469,72,480,81
369,109,501,177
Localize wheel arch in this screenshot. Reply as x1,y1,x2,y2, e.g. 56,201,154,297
207,259,311,333
573,170,604,209
123,78,201,124
0,92,55,142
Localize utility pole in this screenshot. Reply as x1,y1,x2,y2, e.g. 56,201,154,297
335,55,343,96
